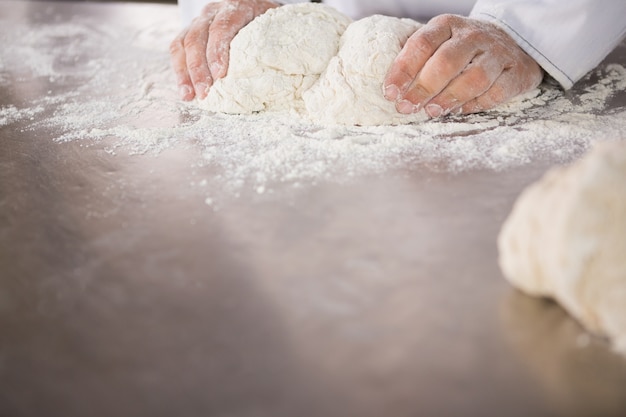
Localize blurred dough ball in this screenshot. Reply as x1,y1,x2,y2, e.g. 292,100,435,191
498,141,626,353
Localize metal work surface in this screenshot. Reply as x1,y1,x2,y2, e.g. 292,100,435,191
1,1,626,416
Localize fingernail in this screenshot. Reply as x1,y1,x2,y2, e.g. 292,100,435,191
426,103,444,118
397,99,419,114
179,84,193,100
384,84,400,101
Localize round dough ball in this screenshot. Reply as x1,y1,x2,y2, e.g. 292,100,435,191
303,15,427,126
498,141,626,353
203,3,351,114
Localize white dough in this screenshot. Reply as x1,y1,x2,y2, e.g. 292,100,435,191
203,3,351,114
203,4,427,126
303,15,427,126
498,141,626,353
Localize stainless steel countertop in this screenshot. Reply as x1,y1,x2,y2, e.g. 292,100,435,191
1,1,626,416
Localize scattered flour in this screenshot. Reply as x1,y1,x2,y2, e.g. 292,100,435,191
1,6,626,196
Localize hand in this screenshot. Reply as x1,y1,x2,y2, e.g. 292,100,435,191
169,0,280,101
383,14,543,117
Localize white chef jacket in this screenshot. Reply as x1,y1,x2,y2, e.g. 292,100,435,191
178,0,626,89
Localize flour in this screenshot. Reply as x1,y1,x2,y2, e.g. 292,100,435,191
1,9,626,199
0,105,24,126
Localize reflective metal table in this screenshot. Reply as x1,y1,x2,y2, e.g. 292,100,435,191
1,1,626,417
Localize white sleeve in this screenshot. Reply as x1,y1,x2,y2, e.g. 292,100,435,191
470,0,626,89
323,0,475,20
178,0,308,27
178,0,478,26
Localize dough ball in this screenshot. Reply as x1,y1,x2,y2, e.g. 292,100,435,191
498,141,626,353
203,3,351,114
303,15,427,126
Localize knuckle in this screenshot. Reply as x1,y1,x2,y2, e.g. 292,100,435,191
467,67,492,91
433,52,460,76
182,30,201,47
431,13,457,27
211,17,234,33
409,35,438,56
462,29,484,45
187,62,205,76
201,2,219,15
406,82,435,101
186,59,208,80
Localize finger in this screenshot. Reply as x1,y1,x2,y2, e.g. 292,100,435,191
460,57,543,114
383,16,453,104
184,14,216,100
460,69,523,114
400,29,487,114
425,53,504,117
169,29,195,101
206,6,255,81
207,2,279,80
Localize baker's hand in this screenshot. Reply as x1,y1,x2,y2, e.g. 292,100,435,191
383,14,543,117
170,0,279,101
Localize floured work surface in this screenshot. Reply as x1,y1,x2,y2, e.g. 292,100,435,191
1,2,626,417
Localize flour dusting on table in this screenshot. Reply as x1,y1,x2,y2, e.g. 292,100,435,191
1,10,626,196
